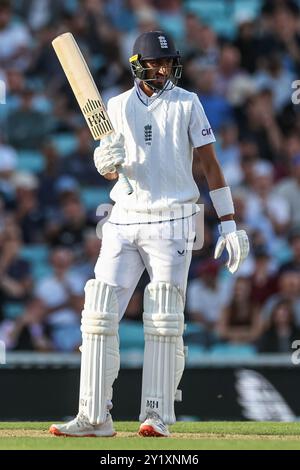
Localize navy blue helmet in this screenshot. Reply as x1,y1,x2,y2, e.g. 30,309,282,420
129,31,182,91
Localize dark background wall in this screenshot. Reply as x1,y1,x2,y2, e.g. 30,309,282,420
1,362,299,421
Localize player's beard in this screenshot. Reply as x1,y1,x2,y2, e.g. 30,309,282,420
152,77,167,90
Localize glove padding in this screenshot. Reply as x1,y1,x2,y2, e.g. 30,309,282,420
214,228,249,274
94,133,125,176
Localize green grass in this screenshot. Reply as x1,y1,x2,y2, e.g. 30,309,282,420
0,422,300,450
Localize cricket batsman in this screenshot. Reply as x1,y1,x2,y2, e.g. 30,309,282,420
50,31,249,437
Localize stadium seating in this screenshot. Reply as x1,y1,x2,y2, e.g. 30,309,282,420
20,244,52,281
17,150,45,173
81,186,111,210
51,133,78,157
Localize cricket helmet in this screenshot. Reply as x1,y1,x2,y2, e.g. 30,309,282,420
129,31,182,91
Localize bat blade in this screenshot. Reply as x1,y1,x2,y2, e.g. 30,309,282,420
52,32,133,195
52,32,113,140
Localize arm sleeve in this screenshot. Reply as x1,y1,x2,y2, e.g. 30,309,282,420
188,93,216,148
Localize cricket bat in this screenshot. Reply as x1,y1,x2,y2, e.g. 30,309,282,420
52,32,133,195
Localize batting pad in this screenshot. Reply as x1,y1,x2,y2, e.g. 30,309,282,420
140,282,185,425
79,280,120,424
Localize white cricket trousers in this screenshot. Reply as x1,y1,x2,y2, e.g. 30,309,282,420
94,218,194,320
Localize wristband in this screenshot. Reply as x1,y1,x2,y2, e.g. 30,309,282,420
209,186,235,218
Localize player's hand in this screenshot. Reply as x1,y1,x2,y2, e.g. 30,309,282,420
214,221,249,274
93,133,125,176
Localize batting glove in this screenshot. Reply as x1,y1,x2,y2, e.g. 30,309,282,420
214,220,249,274
94,133,125,176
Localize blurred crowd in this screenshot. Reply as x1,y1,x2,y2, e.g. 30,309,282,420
0,0,300,356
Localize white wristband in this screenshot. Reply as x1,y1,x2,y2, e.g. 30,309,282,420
209,186,235,218
220,220,236,234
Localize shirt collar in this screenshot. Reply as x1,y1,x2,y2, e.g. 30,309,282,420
135,80,159,107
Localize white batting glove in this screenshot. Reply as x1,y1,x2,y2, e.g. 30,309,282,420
214,220,249,274
93,133,125,176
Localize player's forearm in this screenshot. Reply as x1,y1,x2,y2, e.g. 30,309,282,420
196,145,234,220
201,153,227,192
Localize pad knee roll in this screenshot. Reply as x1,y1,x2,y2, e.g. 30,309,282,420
140,282,185,425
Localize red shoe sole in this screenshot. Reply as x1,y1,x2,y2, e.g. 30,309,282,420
49,426,116,438
138,425,167,437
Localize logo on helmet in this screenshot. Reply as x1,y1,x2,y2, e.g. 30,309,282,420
158,36,168,49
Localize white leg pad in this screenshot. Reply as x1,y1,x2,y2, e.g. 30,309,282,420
140,282,185,425
79,279,120,425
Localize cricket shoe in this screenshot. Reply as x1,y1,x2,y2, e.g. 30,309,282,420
49,411,116,437
139,412,170,437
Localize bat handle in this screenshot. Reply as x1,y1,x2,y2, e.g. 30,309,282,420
117,167,134,195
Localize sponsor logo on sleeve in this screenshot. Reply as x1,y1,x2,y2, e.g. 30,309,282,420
202,128,212,137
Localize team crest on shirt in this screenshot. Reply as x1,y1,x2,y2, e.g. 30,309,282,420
158,36,168,49
144,124,152,145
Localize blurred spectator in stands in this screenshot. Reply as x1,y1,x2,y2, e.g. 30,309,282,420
192,61,233,132
35,247,84,351
216,44,246,99
75,228,102,282
5,68,25,108
273,132,300,180
227,74,257,111
181,12,204,58
186,260,233,347
245,160,290,244
101,68,133,106
5,297,52,351
261,270,300,328
250,245,279,306
275,154,300,229
0,0,33,72
0,225,32,321
14,0,63,32
239,90,283,162
46,189,95,258
50,93,79,133
12,172,45,244
61,127,100,186
120,6,158,67
258,299,300,353
234,12,260,73
0,136,17,208
280,227,300,273
6,88,51,149
106,0,136,33
197,24,220,67
260,1,300,75
254,52,296,111
236,138,260,193
0,196,4,232
217,277,261,345
217,121,242,187
231,190,251,233
29,24,66,89
151,0,184,41
38,142,63,216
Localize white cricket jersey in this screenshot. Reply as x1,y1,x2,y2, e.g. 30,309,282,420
106,85,216,223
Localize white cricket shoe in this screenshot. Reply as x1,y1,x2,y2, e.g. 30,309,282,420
49,411,116,437
139,412,170,437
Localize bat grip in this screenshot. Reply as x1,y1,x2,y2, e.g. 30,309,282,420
117,166,133,195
